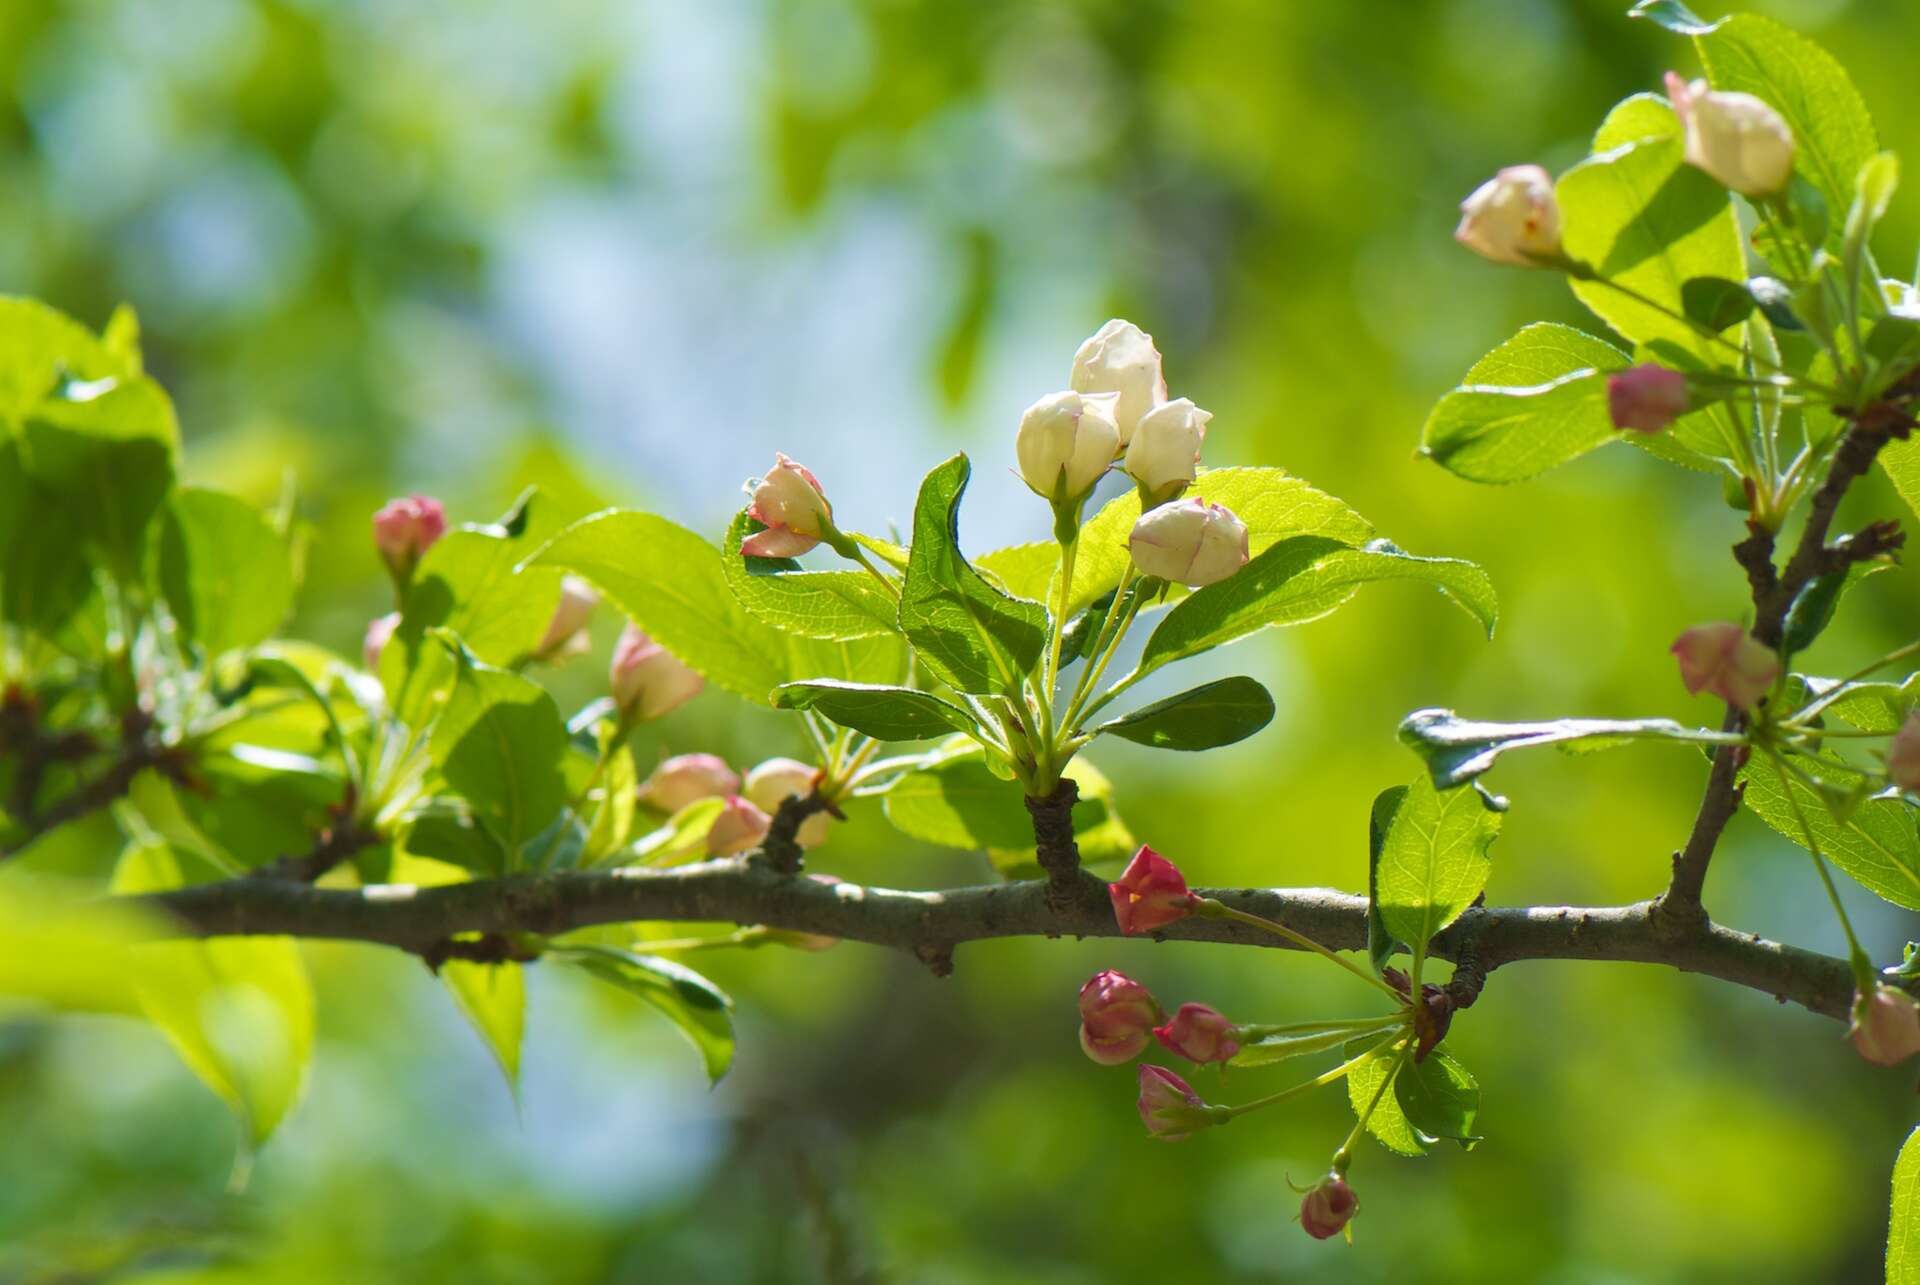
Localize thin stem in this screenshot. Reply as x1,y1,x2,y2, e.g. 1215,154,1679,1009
846,545,901,602
1194,898,1409,1001
1331,1038,1412,1171
1766,749,1873,981
1209,1036,1398,1123
1063,584,1149,734
1045,532,1079,699
1590,277,1839,395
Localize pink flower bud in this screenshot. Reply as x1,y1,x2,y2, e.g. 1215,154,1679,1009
1109,845,1194,936
1127,497,1249,587
1889,711,1920,793
535,576,598,659
1153,1002,1239,1065
1136,1064,1208,1141
1607,364,1691,433
1077,969,1161,1065
1670,623,1780,710
372,494,447,578
1455,165,1562,267
363,611,400,672
639,753,740,813
1300,1172,1359,1241
742,454,835,558
610,624,704,721
744,756,831,848
1850,984,1920,1066
705,794,773,857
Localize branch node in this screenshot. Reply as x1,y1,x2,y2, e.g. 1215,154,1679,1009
912,943,954,977
761,791,833,876
1023,778,1082,914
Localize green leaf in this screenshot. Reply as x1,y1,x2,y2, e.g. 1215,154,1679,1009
1228,1023,1383,1069
1782,560,1889,659
0,296,132,419
1366,785,1410,976
975,541,1059,602
1740,757,1920,909
1882,437,1920,528
900,455,1048,695
441,960,524,1093
1592,92,1681,152
882,746,1132,870
1133,537,1494,681
429,650,568,865
1346,1041,1429,1157
21,377,179,580
553,944,735,1083
1627,0,1713,35
1892,1126,1920,1285
1680,276,1755,332
159,489,295,656
774,679,976,742
582,733,638,864
1393,1049,1482,1149
400,810,507,877
1420,323,1631,483
722,510,896,640
1844,153,1899,280
1399,708,1730,788
627,797,727,867
1804,675,1917,735
1094,675,1274,751
1370,774,1501,964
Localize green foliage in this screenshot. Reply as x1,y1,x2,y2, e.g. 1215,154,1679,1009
880,746,1132,872
1739,759,1920,910
1420,324,1630,483
428,647,569,867
774,680,976,742
1893,1126,1920,1285
722,511,896,641
1368,775,1501,969
1092,675,1274,751
442,960,525,1093
1399,709,1725,789
551,944,735,1084
1393,1049,1482,1150
160,489,295,658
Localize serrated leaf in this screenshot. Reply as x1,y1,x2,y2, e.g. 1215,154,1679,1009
1367,785,1410,976
1420,323,1632,483
1593,92,1681,152
442,960,524,1093
429,653,568,866
1399,708,1728,788
1346,1040,1428,1157
1094,675,1274,751
722,510,896,640
160,488,295,656
1740,756,1920,909
883,748,1131,869
1393,1049,1481,1149
1891,1126,1920,1285
1371,774,1501,965
775,679,976,742
975,541,1059,602
554,944,735,1083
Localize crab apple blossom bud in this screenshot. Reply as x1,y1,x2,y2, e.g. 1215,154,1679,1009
372,494,446,578
1300,1173,1360,1241
1454,165,1562,267
639,753,740,813
1850,984,1920,1066
1070,319,1168,445
1666,73,1794,198
363,611,400,672
1128,498,1249,587
1136,1064,1209,1141
1888,712,1920,793
1078,970,1161,1065
705,794,773,857
1154,1003,1239,1065
744,756,831,849
1607,364,1691,433
1124,398,1210,502
536,576,599,659
1017,390,1122,505
1109,845,1194,936
1670,623,1780,710
610,624,704,722
741,454,835,558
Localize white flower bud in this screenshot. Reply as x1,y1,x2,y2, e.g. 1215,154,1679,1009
1124,398,1210,500
535,576,598,659
1666,73,1793,198
1127,498,1249,587
610,623,704,721
1070,319,1167,445
1016,390,1121,504
1454,165,1562,267
744,756,830,849
639,753,740,813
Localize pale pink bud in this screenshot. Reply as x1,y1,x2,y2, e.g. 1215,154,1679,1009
1077,969,1161,1065
372,494,446,578
742,454,834,558
744,756,831,849
1670,623,1780,710
1127,497,1249,587
363,611,400,672
639,753,740,813
1454,165,1562,267
1666,72,1794,198
610,623,704,721
535,576,598,659
1888,711,1920,793
1109,845,1194,936
1016,390,1122,503
1124,397,1210,500
1136,1064,1208,1141
1069,319,1167,445
1607,364,1691,432
1153,1002,1239,1065
705,794,772,857
1850,984,1920,1066
1300,1173,1359,1241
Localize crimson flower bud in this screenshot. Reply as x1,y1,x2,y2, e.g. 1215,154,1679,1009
363,612,400,672
705,794,772,857
1888,711,1920,793
372,494,447,579
1127,497,1249,587
742,454,835,558
1454,165,1561,267
1670,623,1780,710
744,756,831,849
1153,1002,1239,1065
610,624,704,722
1077,969,1161,1065
1108,845,1194,936
1136,1064,1208,1141
1607,364,1691,433
639,753,740,813
535,576,598,659
1300,1172,1359,1241
1850,984,1920,1066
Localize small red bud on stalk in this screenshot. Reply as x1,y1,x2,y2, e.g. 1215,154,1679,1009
1607,364,1691,433
1136,1064,1211,1141
1153,1003,1239,1065
372,494,446,582
1299,1172,1360,1241
1108,845,1195,935
1670,623,1780,711
1078,970,1161,1065
1849,984,1920,1066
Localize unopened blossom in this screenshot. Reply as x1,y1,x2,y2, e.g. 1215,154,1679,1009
363,612,400,672
1078,970,1161,1065
1670,623,1780,710
535,576,599,659
1128,497,1249,586
1016,390,1122,504
640,753,740,813
742,454,835,558
1154,1003,1239,1065
1666,72,1794,198
744,756,831,849
1850,984,1920,1066
1137,1064,1210,1141
1607,364,1691,432
1300,1173,1360,1241
706,795,773,857
372,494,446,578
1454,165,1562,267
1124,398,1210,502
1109,845,1194,935
610,624,704,721
1888,711,1920,792
1070,319,1167,445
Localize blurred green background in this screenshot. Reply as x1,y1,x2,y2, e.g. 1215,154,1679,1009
3,0,1919,1280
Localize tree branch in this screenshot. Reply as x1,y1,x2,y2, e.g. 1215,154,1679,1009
135,860,1888,1022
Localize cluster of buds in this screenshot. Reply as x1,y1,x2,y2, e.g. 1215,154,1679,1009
1671,622,1781,711
1075,969,1240,1068
639,752,838,856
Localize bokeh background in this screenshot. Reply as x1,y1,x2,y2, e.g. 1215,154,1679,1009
3,0,1919,1281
